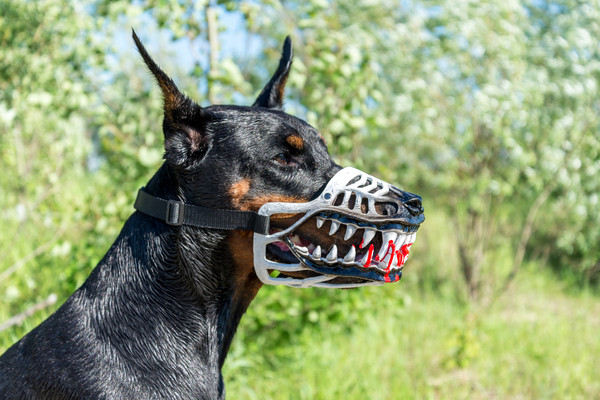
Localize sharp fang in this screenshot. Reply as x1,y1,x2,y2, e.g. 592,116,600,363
382,231,398,248
296,246,308,255
361,228,376,248
326,245,338,261
329,220,341,235
377,231,398,259
316,217,325,229
381,252,395,269
312,245,321,259
409,233,417,244
395,234,407,248
344,225,357,241
343,245,356,262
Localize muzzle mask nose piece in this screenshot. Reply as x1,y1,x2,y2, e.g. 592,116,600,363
253,167,424,289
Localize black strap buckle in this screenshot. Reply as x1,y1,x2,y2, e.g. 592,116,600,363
165,200,184,226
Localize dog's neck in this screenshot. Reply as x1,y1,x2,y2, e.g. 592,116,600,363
81,163,262,397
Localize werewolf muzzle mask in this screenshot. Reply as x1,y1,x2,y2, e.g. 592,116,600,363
135,167,424,289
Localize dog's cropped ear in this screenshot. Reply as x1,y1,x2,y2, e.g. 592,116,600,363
132,30,209,167
253,36,293,110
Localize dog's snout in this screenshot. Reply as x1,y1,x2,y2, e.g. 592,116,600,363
374,202,399,216
404,196,423,216
389,186,424,217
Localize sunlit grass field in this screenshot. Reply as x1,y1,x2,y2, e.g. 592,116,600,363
225,269,600,399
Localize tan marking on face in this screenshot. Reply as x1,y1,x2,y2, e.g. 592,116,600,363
161,86,181,118
277,73,289,104
237,194,307,212
227,192,308,307
228,230,263,310
228,178,252,209
286,135,304,150
227,199,306,306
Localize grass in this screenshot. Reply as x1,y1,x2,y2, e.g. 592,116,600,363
223,267,600,399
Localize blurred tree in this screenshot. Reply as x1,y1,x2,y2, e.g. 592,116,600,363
1,0,598,343
239,0,600,299
0,0,100,306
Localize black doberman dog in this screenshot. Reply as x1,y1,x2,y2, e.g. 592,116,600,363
0,31,424,399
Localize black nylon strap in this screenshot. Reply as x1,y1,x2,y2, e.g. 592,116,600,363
133,188,270,234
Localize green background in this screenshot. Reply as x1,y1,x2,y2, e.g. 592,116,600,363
1,0,599,398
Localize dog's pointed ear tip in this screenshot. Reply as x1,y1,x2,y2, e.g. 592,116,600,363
283,36,293,54
131,29,145,53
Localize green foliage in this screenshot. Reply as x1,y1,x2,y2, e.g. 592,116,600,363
1,0,97,322
1,0,599,397
240,0,600,298
224,270,600,399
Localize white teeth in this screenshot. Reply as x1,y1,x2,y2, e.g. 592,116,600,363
377,246,388,261
326,245,338,261
316,217,325,229
312,245,321,259
384,251,394,264
383,231,398,245
343,245,356,262
375,251,398,272
380,231,398,259
295,246,308,254
361,228,376,248
310,216,417,267
362,255,372,267
291,234,302,245
408,233,416,244
329,220,341,235
395,234,407,248
344,225,357,241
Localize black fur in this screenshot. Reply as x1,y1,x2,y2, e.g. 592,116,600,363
0,32,337,400
0,32,422,399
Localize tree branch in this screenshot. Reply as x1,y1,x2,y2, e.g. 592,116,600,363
206,2,219,104
498,185,552,296
0,294,58,333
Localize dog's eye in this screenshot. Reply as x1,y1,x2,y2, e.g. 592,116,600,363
274,152,290,165
273,152,298,167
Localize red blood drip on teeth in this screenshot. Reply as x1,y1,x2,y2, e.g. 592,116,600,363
382,241,397,281
395,243,413,267
403,243,412,256
384,240,396,272
363,244,375,268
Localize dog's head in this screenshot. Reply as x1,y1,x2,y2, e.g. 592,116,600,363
132,31,424,289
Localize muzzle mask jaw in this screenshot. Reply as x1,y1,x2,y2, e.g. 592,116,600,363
253,167,424,289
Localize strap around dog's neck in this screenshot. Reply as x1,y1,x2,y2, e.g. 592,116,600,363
134,188,270,234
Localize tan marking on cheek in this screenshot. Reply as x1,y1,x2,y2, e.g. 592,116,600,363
228,178,252,209
161,87,180,117
228,231,263,309
277,73,289,103
237,195,307,212
286,134,304,150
